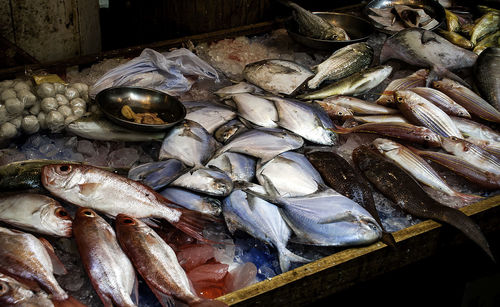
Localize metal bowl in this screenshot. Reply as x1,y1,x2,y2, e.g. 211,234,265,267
364,0,445,34
95,87,186,132
285,12,374,50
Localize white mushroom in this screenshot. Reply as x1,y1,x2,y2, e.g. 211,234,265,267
55,94,69,106
58,105,73,117
37,83,56,98
72,83,89,95
5,98,25,115
72,106,86,117
46,110,65,131
0,105,9,124
65,87,80,100
0,80,14,88
41,97,58,113
70,98,86,109
21,115,40,134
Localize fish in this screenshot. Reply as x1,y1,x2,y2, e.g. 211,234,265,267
438,30,473,49
243,59,314,96
305,150,395,247
321,96,398,115
473,31,500,55
314,101,354,120
372,138,481,204
450,116,500,143
214,119,250,144
0,272,55,307
214,127,304,162
72,208,137,307
379,28,478,85
353,114,409,124
352,144,494,261
409,146,500,190
392,4,437,29
408,87,471,118
307,43,373,89
0,193,72,237
331,121,442,147
298,66,393,100
265,96,337,145
229,93,278,128
466,137,500,158
394,90,463,138
127,159,188,191
432,78,500,123
183,101,236,134
470,12,500,45
214,82,263,98
477,5,500,15
206,152,256,182
160,188,222,216
445,9,461,32
159,120,220,168
41,164,216,241
376,69,429,106
223,187,309,273
474,47,500,111
66,116,165,142
170,167,233,197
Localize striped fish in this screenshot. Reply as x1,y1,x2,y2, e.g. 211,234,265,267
376,69,429,105
409,87,470,118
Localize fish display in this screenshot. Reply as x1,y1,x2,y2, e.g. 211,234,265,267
474,47,500,111
214,82,263,97
376,69,429,105
367,5,439,33
437,30,473,49
451,116,500,143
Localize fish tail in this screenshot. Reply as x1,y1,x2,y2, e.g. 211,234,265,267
52,296,87,307
381,231,397,248
278,247,310,273
328,124,351,134
172,208,222,243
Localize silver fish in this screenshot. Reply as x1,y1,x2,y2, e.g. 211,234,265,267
183,101,236,134
451,116,500,143
409,87,471,118
214,82,263,98
376,69,429,105
266,96,337,145
474,47,500,111
159,120,220,167
322,95,398,115
127,159,188,191
230,93,279,128
353,114,409,124
0,272,54,307
243,59,314,96
214,119,250,143
160,187,222,216
170,167,233,197
206,152,256,182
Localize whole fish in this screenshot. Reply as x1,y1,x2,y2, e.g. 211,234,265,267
395,90,463,138
305,150,395,247
451,116,500,143
298,66,393,100
379,28,478,84
214,82,263,98
206,152,256,182
353,114,409,124
66,116,165,142
466,137,500,158
0,272,55,307
73,208,137,307
445,9,461,32
127,159,187,191
470,12,500,45
41,164,215,241
409,87,471,118
473,31,500,55
170,167,233,197
474,47,500,111
229,93,278,128
438,30,473,49
223,188,308,273
372,138,481,203
331,122,442,147
243,59,314,96
314,101,354,120
376,69,429,105
159,120,220,167
266,96,337,145
352,144,494,261
307,43,373,89
0,194,72,237
409,146,500,190
321,96,398,115
214,119,250,143
432,78,500,123
214,127,304,162
160,188,222,216
183,101,236,134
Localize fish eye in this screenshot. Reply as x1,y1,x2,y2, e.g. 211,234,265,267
55,208,69,217
337,111,343,116
434,83,440,88
0,282,7,294
424,135,431,140
451,137,458,141
83,210,93,216
397,96,403,102
57,165,72,174
123,218,135,224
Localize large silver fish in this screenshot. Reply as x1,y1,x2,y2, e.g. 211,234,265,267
229,93,278,128
0,193,72,237
159,120,220,167
127,159,187,191
474,47,500,111
206,152,256,182
376,69,429,105
170,167,233,197
183,101,236,134
160,187,222,216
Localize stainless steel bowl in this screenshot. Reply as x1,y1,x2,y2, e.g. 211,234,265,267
364,0,445,34
285,12,374,50
95,87,186,132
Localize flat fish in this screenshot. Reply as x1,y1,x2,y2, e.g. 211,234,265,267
229,93,278,128
206,152,256,182
160,187,222,216
170,167,233,197
128,159,188,191
183,101,236,134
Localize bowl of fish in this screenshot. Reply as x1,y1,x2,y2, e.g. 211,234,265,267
95,87,186,132
364,0,445,34
285,12,374,50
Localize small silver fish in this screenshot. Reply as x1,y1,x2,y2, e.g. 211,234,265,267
183,101,236,134
170,167,233,197
376,69,429,105
206,152,256,182
230,93,278,128
161,187,222,216
450,116,500,143
409,87,471,118
353,114,409,124
322,95,398,115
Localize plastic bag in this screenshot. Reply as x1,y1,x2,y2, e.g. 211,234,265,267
89,48,219,98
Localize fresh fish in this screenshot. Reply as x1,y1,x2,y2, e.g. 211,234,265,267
170,167,233,197
127,159,187,191
321,96,398,115
307,43,373,89
229,93,278,128
432,78,500,123
73,208,137,307
214,82,263,98
372,138,481,203
441,136,500,176
466,138,500,158
256,151,324,197
215,127,304,162
284,1,349,40
395,90,463,138
266,96,337,145
305,150,395,247
298,66,393,100
66,116,165,142
379,28,478,85
409,146,500,190
0,272,55,307
473,31,500,55
470,12,500,45
160,188,222,216
352,144,494,261
183,101,236,134
376,69,429,105
243,59,314,96
445,9,461,32
206,152,256,182
438,30,473,49
409,87,471,118
353,114,409,124
315,101,354,120
0,194,72,237
331,121,442,147
41,164,215,241
223,188,308,272
159,120,220,167
474,47,500,111
450,116,500,143
214,119,250,144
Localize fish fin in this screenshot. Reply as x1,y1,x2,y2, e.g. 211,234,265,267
141,218,163,228
131,275,139,306
421,30,439,44
329,124,351,134
171,208,222,243
147,282,176,307
78,183,101,196
52,296,87,307
180,127,203,142
381,232,397,248
278,247,310,273
38,237,67,275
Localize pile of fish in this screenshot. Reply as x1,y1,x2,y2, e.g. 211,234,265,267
367,4,439,33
